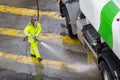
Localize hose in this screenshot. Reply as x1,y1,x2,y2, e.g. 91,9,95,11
36,0,40,21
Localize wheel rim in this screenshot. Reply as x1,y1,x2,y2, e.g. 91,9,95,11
103,69,109,80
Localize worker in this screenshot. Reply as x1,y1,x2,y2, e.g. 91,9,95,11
24,18,43,62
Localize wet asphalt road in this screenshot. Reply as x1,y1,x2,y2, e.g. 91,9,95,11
0,0,102,80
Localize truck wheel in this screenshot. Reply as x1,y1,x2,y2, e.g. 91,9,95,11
99,61,112,80
65,11,77,38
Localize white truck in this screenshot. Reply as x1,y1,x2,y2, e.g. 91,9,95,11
58,0,120,80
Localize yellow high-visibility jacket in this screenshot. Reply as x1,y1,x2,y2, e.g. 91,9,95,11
24,22,42,42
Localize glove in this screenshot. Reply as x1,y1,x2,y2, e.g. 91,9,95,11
33,36,39,41
30,35,35,39
23,36,28,41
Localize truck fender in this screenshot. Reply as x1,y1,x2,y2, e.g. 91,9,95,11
60,1,80,34
65,2,80,34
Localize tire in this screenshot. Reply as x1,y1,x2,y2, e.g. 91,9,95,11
65,10,77,38
99,61,113,80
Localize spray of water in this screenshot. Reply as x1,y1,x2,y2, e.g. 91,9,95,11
41,42,96,73
73,63,96,73
41,42,55,52
41,41,65,59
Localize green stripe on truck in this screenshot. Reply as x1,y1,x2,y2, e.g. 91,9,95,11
98,1,119,48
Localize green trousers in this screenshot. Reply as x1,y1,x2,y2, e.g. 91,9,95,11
28,38,41,58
